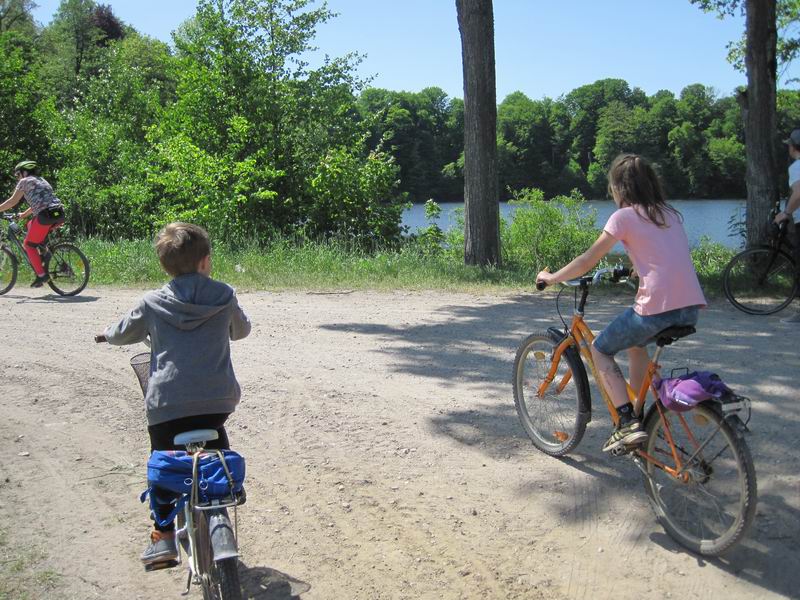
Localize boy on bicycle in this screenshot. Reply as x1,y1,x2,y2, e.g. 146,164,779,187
0,160,66,287
98,222,251,565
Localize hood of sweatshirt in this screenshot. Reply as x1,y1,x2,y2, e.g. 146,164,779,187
143,273,234,331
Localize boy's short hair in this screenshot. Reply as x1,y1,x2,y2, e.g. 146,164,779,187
155,223,211,277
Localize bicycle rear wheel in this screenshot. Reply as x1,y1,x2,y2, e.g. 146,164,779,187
641,403,757,556
45,242,90,296
722,246,797,315
0,246,17,295
195,510,242,600
513,331,590,456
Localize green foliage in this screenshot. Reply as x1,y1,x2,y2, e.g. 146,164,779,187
414,199,446,255
306,146,405,241
0,32,55,186
0,0,788,253
691,237,736,289
502,188,599,274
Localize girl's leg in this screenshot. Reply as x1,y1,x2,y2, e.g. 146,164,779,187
23,218,52,276
627,346,650,395
591,344,629,408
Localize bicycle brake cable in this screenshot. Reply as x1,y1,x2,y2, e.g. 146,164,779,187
554,284,570,332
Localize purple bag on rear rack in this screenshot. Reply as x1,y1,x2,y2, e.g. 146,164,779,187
655,371,734,412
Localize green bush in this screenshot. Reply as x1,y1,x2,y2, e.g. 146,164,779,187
502,187,599,274
691,237,735,294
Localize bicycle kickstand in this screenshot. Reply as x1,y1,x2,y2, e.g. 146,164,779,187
182,569,191,595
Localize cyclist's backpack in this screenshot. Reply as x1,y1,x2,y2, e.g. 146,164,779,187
655,371,734,412
140,450,245,526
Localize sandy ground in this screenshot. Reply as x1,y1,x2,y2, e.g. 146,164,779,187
1,285,798,600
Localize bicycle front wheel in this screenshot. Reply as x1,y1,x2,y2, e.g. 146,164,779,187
513,331,590,456
642,403,757,556
0,246,18,295
46,242,90,296
722,246,797,315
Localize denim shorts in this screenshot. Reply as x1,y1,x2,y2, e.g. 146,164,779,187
593,305,700,356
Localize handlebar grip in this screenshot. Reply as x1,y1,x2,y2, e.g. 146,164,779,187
535,280,547,291
94,334,107,343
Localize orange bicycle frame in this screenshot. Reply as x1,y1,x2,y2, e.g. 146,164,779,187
537,312,690,477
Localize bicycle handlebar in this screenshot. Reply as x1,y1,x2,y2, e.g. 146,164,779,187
94,334,107,343
537,266,631,291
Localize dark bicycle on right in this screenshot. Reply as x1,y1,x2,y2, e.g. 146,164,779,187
722,207,798,315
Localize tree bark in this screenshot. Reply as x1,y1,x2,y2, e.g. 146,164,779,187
742,0,779,247
456,0,500,266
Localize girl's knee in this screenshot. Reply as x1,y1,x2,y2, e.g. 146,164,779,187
591,339,614,358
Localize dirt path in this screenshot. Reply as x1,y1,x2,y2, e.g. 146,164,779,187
1,286,798,599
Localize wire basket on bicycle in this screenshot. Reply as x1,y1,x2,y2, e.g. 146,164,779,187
130,352,151,396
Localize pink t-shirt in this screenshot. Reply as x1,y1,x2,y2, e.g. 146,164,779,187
604,206,706,316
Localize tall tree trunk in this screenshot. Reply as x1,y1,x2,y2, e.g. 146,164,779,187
456,0,500,267
741,0,779,246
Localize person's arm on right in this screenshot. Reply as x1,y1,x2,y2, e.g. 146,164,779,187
775,181,800,223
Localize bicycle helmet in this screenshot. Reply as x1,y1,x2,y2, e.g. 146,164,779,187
13,160,37,174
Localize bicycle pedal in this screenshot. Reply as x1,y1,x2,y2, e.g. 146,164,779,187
610,445,635,457
144,559,180,572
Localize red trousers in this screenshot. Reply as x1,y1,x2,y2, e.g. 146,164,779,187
25,218,57,276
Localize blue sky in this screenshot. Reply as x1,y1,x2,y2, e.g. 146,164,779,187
31,1,799,101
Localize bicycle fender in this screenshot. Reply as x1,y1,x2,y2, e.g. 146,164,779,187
208,509,239,561
546,327,592,422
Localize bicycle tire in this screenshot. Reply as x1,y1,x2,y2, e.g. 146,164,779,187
513,331,590,456
195,510,242,600
45,242,90,296
722,246,797,315
0,246,18,295
641,403,757,556
216,557,243,600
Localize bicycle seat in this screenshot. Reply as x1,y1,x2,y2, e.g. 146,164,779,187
173,429,219,446
655,325,696,347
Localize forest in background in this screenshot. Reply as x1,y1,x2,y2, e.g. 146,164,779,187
2,0,799,244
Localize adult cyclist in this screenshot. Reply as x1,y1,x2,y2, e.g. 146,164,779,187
0,160,66,287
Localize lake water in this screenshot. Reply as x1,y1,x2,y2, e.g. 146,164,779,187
402,199,747,249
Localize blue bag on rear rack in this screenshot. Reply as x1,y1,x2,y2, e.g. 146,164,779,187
140,450,245,526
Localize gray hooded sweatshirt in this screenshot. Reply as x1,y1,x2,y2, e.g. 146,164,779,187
104,273,251,425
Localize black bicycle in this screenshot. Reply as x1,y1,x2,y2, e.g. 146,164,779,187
722,208,798,315
0,213,90,296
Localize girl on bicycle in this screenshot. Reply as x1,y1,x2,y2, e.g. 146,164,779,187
536,153,706,452
0,160,65,287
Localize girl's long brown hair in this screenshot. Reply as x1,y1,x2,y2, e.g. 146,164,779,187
607,154,681,227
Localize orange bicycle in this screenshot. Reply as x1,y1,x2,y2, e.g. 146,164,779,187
513,267,757,556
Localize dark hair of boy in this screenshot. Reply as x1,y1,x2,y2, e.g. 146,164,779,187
155,222,211,277
607,153,681,228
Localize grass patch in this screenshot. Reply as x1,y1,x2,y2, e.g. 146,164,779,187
78,235,732,295
81,237,540,291
0,526,61,600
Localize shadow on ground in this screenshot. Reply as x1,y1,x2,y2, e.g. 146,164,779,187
5,293,99,303
322,292,800,597
239,563,311,599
